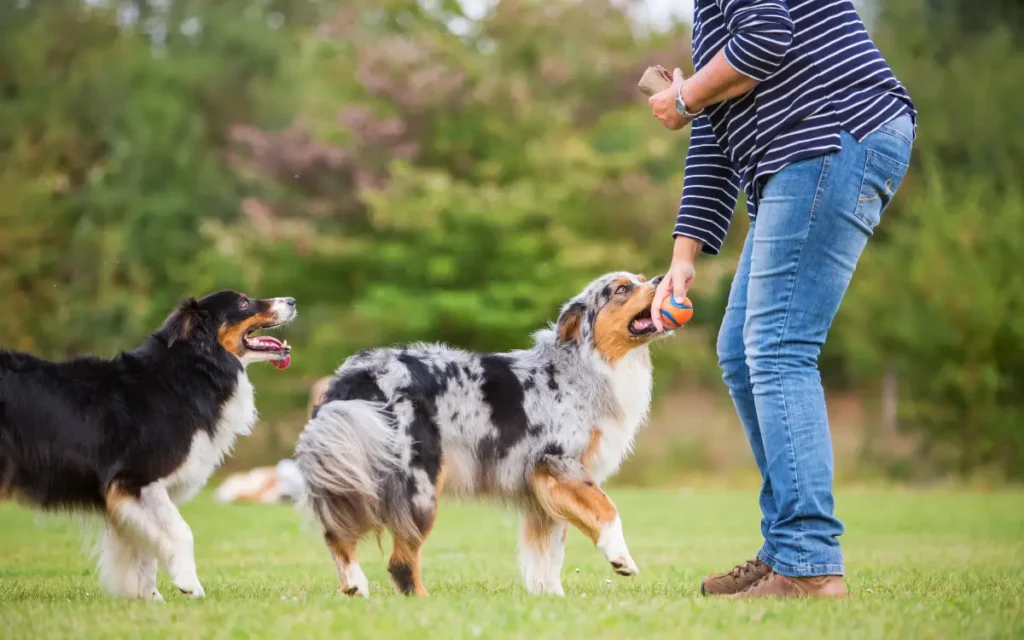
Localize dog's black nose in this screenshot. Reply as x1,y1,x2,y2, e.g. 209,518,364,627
651,274,665,287
283,297,296,307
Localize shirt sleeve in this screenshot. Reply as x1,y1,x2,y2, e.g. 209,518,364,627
673,116,740,256
718,0,795,81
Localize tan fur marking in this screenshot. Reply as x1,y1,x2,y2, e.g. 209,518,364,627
324,532,357,566
390,536,429,596
0,486,25,503
581,427,602,471
102,482,138,528
217,311,277,357
529,466,618,543
435,463,447,498
0,463,19,502
593,285,656,362
520,507,559,556
557,309,582,343
324,532,365,595
104,482,130,511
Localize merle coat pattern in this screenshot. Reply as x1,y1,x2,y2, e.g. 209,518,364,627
297,271,667,597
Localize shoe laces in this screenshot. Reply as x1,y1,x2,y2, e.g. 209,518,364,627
729,558,765,580
747,570,779,591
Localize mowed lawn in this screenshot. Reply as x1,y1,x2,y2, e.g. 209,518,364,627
1,488,1022,639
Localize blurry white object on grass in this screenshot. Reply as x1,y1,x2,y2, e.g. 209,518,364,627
215,459,306,504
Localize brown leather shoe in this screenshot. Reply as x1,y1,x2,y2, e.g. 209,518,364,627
727,570,848,599
700,557,772,596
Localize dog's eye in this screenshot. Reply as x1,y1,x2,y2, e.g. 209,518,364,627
238,299,250,311
615,284,631,296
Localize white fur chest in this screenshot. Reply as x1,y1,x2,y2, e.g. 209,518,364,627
163,372,257,504
590,349,653,483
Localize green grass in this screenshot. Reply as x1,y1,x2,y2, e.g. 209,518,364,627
1,489,1022,639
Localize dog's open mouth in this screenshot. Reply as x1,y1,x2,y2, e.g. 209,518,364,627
628,308,657,336
243,325,291,370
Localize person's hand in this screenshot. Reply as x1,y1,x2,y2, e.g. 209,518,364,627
648,68,691,131
652,237,702,332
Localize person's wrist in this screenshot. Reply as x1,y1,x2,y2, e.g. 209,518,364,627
677,81,703,118
673,236,703,261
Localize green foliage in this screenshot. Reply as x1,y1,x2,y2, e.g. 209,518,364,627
820,0,1024,476
837,169,1024,476
2,0,1023,476
219,0,701,371
0,0,304,356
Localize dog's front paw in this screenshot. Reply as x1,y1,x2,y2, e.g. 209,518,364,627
341,583,369,598
597,517,638,577
176,581,205,598
340,565,370,598
610,555,639,577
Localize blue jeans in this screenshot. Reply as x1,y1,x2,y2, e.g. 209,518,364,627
717,114,914,577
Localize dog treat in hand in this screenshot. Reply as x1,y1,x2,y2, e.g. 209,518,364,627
637,65,674,97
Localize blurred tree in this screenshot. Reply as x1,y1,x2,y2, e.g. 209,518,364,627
0,0,310,356
2,0,1022,476
825,0,1024,475
223,0,702,373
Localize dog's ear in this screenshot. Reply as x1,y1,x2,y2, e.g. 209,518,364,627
556,302,586,344
161,298,210,349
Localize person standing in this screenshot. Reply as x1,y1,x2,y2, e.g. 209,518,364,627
647,0,915,598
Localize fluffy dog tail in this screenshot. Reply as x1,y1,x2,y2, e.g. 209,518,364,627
295,400,418,543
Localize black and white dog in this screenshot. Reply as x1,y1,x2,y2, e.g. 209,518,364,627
0,292,296,600
297,272,667,597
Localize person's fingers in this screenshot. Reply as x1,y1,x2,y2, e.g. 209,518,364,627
651,274,672,332
671,263,691,303
673,67,685,84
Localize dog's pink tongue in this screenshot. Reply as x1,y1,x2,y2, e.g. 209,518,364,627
249,336,291,370
251,336,282,349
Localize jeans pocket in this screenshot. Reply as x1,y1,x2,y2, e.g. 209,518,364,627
854,149,909,228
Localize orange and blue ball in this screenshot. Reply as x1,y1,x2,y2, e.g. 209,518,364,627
659,295,693,329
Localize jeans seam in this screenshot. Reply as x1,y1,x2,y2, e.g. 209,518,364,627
852,150,878,227
874,112,914,148
876,127,913,148
808,154,831,220
866,112,914,148
770,153,829,568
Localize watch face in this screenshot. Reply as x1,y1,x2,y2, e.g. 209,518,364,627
675,95,687,117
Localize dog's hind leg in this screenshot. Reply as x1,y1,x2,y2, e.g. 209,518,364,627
388,531,430,596
105,481,205,598
518,508,568,596
324,531,369,598
385,466,441,597
98,524,162,601
527,454,639,578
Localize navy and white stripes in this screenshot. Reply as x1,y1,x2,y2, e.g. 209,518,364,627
722,0,794,81
676,0,916,254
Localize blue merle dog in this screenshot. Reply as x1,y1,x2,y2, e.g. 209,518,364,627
295,272,667,597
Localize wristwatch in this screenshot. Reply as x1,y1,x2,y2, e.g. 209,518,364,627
675,83,702,119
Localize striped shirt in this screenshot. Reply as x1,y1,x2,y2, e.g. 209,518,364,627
675,0,916,254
